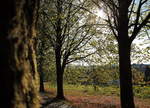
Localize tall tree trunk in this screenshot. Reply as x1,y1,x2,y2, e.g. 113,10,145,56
56,68,65,99
39,64,45,92
55,0,65,100
118,41,135,108
55,52,65,99
38,44,45,92
38,38,45,92
0,0,39,108
118,1,135,108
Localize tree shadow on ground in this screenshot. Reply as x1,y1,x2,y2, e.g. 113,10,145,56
40,92,73,108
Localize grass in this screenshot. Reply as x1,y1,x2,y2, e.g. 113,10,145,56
43,82,150,108
134,86,150,98
45,82,150,98
45,82,120,96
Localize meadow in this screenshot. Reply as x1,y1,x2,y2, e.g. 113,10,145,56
41,82,150,108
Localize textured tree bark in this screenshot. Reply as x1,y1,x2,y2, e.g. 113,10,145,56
0,0,40,108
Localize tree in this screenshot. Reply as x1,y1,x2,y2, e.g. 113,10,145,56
40,0,96,99
37,26,56,92
37,4,57,92
92,0,150,107
0,0,40,107
37,36,45,92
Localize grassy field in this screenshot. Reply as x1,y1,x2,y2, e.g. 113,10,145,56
45,82,150,98
43,82,150,108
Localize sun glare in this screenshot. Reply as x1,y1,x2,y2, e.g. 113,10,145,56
96,9,106,18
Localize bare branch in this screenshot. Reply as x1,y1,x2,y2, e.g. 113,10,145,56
66,51,96,64
130,12,150,42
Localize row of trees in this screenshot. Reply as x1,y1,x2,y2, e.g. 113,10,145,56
38,0,150,108
0,0,149,108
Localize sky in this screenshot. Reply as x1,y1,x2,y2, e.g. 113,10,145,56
73,0,150,65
